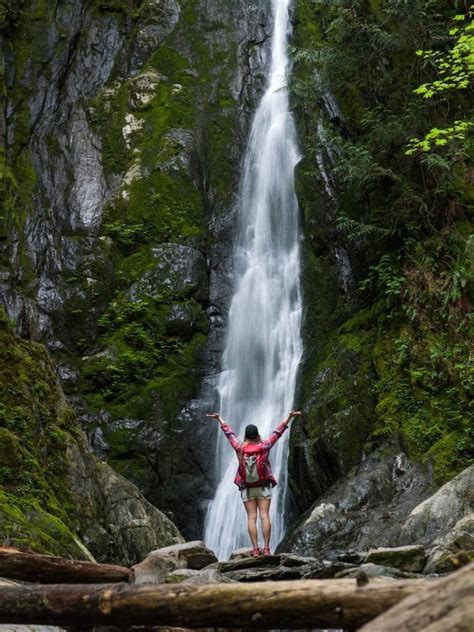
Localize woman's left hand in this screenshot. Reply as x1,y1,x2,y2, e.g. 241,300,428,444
289,410,302,419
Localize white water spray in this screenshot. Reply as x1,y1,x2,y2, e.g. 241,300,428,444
204,0,303,561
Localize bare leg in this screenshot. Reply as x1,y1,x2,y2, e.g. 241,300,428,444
257,498,271,548
243,499,259,548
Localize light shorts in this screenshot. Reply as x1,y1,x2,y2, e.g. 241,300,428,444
241,483,273,503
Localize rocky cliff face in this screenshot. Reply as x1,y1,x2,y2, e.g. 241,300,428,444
1,0,274,540
286,0,472,529
0,306,182,564
0,0,471,558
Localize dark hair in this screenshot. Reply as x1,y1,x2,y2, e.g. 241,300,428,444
245,424,259,440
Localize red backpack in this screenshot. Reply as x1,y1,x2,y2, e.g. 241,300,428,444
238,443,268,487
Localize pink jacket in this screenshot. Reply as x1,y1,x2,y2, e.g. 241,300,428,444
220,421,289,490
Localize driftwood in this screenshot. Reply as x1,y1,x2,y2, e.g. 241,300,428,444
360,562,474,631
0,577,430,629
0,546,129,584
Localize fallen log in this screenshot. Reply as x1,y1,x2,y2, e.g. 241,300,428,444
0,546,130,584
360,562,474,631
0,577,431,629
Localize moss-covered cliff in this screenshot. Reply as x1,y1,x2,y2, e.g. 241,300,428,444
289,0,473,515
0,306,182,563
0,0,272,539
0,0,472,555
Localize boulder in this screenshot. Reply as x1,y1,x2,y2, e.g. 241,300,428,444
365,545,427,573
165,568,235,584
336,563,421,580
279,553,320,567
280,447,433,559
424,514,474,574
399,465,474,547
224,565,306,582
130,550,187,584
130,541,217,584
217,555,281,573
153,541,218,569
68,438,184,567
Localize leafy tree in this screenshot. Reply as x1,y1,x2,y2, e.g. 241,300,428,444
407,12,474,154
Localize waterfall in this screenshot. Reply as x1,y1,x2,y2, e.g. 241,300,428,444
204,0,303,561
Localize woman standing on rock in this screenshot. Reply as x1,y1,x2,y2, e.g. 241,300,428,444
207,411,302,557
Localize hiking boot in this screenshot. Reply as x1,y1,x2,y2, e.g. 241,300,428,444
251,547,261,557
262,546,271,556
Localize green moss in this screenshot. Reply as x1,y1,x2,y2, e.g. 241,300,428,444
291,0,473,498
0,307,93,556
0,490,85,557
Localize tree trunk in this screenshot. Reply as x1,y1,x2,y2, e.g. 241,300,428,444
0,577,429,629
359,562,474,631
0,546,130,584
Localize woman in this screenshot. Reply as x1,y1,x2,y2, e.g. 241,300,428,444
207,410,302,557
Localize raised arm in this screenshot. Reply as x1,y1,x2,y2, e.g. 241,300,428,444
206,413,242,452
263,410,302,449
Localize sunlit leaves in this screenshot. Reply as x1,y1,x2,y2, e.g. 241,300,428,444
406,121,472,154
406,12,473,155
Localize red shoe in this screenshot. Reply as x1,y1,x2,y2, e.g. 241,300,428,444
263,546,271,556
252,547,261,557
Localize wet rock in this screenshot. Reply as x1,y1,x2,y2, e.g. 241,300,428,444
130,550,187,585
224,565,306,582
337,550,366,564
280,446,433,559
296,560,356,579
365,545,427,573
336,562,421,580
128,244,208,302
399,465,474,547
164,302,200,336
130,541,217,584
68,437,183,567
424,514,474,574
153,541,218,570
165,568,235,585
156,128,193,174
217,555,281,573
278,553,320,567
131,0,180,71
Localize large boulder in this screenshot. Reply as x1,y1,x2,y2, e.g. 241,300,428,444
151,541,218,570
364,545,426,573
68,438,184,567
279,447,432,558
424,514,474,574
336,562,421,580
130,541,217,584
165,568,235,585
399,465,474,547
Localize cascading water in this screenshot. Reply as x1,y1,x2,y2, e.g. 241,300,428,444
204,0,303,561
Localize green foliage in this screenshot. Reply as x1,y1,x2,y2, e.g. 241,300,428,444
293,0,473,482
0,307,89,557
407,12,474,154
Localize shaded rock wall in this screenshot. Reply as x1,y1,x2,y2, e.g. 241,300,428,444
0,306,182,564
0,0,274,539
286,0,472,528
